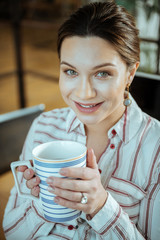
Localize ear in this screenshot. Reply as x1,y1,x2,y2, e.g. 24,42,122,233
127,62,140,86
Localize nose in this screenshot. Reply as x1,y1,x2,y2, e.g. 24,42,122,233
75,77,96,100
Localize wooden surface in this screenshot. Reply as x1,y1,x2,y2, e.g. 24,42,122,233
0,171,14,240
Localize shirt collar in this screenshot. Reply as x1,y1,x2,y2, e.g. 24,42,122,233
66,108,85,135
108,95,143,143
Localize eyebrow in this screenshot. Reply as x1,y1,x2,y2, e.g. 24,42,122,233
60,61,76,69
60,61,116,69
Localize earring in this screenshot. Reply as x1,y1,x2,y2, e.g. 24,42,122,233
123,84,132,107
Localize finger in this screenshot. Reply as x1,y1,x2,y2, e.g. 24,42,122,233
48,186,82,202
26,176,40,189
17,160,33,172
87,148,98,169
59,166,99,180
47,177,90,192
31,186,40,197
17,165,28,172
54,196,88,212
24,168,35,180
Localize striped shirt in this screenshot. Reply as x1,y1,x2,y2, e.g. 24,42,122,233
3,97,160,240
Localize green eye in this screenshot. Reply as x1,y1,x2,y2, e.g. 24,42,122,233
97,72,109,78
66,70,78,76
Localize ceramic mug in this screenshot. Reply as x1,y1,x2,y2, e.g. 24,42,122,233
11,141,87,222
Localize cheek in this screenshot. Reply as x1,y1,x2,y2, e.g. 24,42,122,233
97,82,116,96
59,77,73,98
98,79,125,100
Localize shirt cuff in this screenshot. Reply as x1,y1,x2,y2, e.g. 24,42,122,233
81,192,121,234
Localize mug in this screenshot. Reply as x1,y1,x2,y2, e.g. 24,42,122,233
11,141,87,223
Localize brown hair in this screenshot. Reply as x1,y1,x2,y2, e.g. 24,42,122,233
57,1,140,68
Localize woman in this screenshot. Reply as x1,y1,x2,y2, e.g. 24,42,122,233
3,1,160,239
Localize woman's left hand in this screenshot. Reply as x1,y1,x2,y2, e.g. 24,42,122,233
46,148,108,217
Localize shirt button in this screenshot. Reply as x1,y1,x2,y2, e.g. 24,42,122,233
68,225,74,230
86,214,92,221
110,144,115,149
98,169,102,174
112,129,116,135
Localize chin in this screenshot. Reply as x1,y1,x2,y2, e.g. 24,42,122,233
75,111,106,126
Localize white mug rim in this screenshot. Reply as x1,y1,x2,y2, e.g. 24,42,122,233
32,140,87,162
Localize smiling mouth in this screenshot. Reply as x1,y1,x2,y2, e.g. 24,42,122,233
78,103,98,108
74,101,103,113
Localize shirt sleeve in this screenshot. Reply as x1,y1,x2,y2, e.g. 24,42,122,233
2,117,55,240
82,166,160,240
138,163,160,240
81,193,145,239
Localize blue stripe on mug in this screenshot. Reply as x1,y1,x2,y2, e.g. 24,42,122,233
41,197,57,205
40,191,55,198
42,204,67,210
35,167,58,174
36,172,60,179
34,155,86,168
40,186,48,191
44,209,77,215
36,162,85,175
40,180,48,186
36,173,52,179
44,212,81,223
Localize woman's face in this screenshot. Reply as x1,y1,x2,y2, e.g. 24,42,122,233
59,36,134,127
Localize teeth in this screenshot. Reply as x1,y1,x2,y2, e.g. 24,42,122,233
79,104,96,108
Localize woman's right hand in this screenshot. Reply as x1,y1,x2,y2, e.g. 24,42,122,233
17,165,40,197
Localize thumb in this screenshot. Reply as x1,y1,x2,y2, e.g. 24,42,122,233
87,148,98,169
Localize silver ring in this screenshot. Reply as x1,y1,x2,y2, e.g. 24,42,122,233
81,193,88,204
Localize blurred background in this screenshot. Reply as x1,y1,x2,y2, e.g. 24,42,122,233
0,0,160,116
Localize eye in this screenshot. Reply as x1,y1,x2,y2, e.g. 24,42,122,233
96,71,109,78
64,69,78,76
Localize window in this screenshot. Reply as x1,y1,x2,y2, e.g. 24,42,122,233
116,0,160,75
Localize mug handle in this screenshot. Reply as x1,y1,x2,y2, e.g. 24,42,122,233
10,160,40,202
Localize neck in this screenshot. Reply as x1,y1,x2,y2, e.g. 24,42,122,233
85,105,126,136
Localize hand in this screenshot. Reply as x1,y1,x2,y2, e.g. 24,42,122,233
46,148,108,217
17,162,40,197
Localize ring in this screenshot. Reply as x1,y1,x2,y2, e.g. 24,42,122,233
81,193,88,204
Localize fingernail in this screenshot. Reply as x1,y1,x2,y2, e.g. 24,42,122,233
59,169,67,175
46,178,53,184
48,186,55,192
34,186,38,191
33,177,37,183
27,169,31,175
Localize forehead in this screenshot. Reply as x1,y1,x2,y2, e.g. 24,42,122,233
60,36,124,67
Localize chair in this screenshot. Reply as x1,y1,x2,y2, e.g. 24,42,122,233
0,104,45,174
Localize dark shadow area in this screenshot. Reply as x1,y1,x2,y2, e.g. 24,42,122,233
131,72,160,120
0,104,45,174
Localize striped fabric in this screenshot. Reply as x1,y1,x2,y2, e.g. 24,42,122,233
3,97,160,240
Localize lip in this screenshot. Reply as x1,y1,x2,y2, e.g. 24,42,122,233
74,101,103,113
